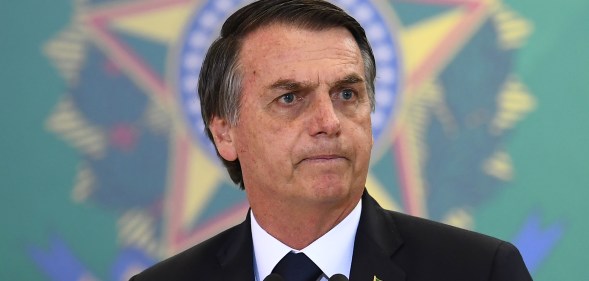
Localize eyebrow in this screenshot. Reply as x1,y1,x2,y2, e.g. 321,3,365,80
329,73,365,88
267,73,365,91
268,79,314,92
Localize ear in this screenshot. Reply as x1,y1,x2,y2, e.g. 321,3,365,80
209,116,238,161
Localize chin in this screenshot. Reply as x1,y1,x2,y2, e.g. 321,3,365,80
307,180,354,201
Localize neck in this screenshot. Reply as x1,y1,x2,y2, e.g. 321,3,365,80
249,192,362,250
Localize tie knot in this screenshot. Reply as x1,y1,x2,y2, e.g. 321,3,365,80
272,252,323,281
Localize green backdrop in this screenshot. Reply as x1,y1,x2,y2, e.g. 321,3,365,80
1,0,587,280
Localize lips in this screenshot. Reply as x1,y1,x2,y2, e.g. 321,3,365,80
296,143,351,165
297,153,349,166
304,155,345,161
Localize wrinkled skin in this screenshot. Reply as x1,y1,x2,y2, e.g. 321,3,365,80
209,24,373,248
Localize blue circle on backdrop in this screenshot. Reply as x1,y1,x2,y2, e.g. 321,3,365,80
177,0,401,160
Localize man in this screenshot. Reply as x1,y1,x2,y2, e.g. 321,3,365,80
131,0,532,280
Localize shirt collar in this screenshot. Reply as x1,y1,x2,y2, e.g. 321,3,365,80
251,199,362,280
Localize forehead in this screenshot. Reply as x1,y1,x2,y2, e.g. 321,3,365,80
238,24,363,85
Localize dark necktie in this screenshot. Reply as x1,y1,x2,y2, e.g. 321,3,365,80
272,252,323,281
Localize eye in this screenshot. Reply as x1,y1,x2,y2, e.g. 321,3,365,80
339,89,355,100
278,93,297,104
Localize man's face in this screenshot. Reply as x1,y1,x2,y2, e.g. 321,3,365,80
214,24,373,209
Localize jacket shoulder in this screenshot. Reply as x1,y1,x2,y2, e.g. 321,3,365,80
386,209,504,250
130,223,242,281
383,209,530,280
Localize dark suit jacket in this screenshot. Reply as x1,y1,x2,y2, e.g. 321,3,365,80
131,191,532,280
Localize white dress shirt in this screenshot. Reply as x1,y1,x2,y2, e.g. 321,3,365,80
251,199,362,281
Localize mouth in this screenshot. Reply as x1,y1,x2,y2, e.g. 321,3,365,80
299,154,348,164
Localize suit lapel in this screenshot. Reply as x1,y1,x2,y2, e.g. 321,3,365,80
216,211,256,281
213,193,406,281
349,191,406,281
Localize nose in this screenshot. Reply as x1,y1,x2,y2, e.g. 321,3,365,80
307,93,341,137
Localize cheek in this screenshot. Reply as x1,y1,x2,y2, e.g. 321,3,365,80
351,116,373,155
351,110,372,133
237,119,294,160
263,124,298,157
